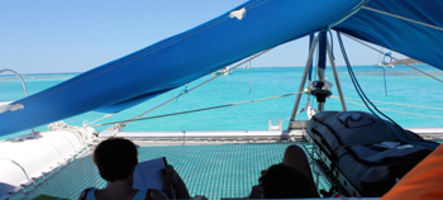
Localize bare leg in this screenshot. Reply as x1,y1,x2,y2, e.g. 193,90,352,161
282,145,316,188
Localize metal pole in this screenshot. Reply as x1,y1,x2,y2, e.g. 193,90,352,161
288,36,319,129
317,32,327,112
327,42,347,111
308,34,314,81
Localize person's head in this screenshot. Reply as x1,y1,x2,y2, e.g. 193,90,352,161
93,137,138,182
259,163,318,198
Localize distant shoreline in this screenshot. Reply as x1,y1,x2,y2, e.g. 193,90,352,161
0,64,438,77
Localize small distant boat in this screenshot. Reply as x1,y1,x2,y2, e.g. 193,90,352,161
377,52,424,68
376,51,395,68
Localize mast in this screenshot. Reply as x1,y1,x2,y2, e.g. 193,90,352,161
288,31,346,130
317,31,328,112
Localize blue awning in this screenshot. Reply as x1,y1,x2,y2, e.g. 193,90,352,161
335,0,443,70
1,0,442,136
0,0,363,135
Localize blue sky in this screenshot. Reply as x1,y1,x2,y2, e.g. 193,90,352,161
0,0,401,74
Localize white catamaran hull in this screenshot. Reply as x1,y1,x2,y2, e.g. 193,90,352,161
0,125,95,199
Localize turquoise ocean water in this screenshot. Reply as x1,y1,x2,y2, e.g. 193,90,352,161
2,65,443,199
1,65,442,139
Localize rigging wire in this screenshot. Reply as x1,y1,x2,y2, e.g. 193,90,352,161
338,31,398,121
346,100,443,119
103,48,273,128
337,32,380,118
248,60,252,95
343,33,443,83
339,32,435,127
330,97,443,119
175,84,189,102
331,96,443,111
382,67,388,96
92,91,302,128
336,31,438,149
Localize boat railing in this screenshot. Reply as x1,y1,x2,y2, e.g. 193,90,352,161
0,69,28,97
98,129,305,146
0,69,38,137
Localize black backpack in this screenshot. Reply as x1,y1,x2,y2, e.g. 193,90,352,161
306,111,437,196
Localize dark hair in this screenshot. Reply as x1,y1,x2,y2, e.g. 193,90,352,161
259,163,318,198
93,138,138,182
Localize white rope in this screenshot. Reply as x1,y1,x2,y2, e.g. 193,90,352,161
339,98,443,119
83,114,113,126
362,6,443,32
331,96,443,111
